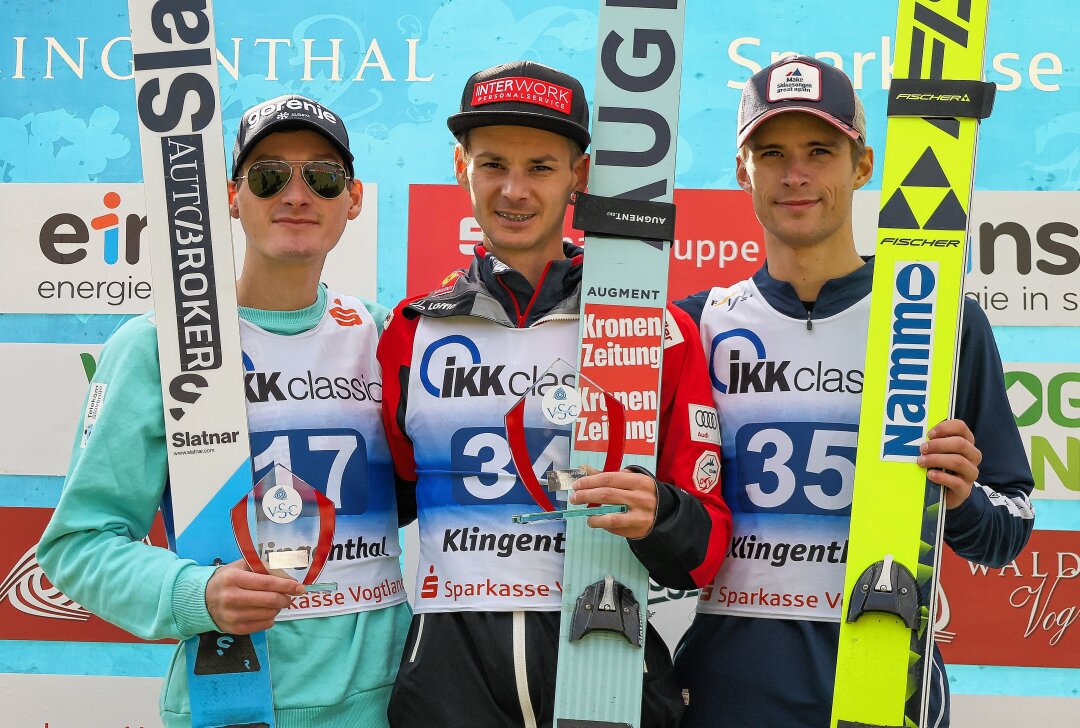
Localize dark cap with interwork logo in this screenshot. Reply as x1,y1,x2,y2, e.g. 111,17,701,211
447,61,591,150
737,55,866,148
232,94,354,178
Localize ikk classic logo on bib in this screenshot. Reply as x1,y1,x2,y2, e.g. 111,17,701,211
709,328,863,396
420,335,575,399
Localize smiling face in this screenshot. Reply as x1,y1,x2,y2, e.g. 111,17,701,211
737,112,872,254
454,124,589,268
229,128,362,273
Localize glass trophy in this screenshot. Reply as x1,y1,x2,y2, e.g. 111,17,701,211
503,358,628,524
230,463,337,592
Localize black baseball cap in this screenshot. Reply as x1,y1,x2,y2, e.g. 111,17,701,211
448,61,591,150
737,55,866,148
232,94,354,178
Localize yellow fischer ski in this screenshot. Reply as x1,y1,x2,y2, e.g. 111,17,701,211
832,1,995,726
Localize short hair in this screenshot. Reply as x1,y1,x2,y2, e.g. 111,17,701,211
456,129,585,161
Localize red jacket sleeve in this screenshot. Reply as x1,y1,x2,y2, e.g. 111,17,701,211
376,300,422,526
628,303,731,589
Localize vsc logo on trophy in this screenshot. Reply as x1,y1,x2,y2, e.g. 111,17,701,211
504,358,628,524
230,464,337,592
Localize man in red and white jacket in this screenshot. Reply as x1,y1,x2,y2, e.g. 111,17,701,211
377,60,732,728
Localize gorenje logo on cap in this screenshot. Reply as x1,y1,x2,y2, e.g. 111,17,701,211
245,97,339,126
767,62,822,102
472,76,573,114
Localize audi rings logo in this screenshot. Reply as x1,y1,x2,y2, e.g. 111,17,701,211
694,407,718,430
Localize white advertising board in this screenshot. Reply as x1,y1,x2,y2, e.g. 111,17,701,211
0,183,378,314
0,343,102,476
854,191,1080,326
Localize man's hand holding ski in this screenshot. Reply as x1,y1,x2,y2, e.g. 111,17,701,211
920,419,983,510
674,46,1034,728
205,560,304,634
378,55,729,728
569,469,658,539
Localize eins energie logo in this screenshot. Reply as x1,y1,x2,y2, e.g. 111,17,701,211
37,189,150,307
39,192,146,267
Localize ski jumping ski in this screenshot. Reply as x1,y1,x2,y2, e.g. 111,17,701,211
832,1,995,726
128,1,274,725
555,1,687,726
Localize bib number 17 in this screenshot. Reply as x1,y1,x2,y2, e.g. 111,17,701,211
251,427,368,514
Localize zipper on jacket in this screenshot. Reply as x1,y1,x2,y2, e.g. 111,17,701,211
517,260,555,327
494,260,558,328
533,312,579,325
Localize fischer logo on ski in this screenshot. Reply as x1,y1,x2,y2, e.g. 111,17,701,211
832,1,994,726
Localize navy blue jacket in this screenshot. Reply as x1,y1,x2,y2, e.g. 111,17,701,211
674,259,1034,728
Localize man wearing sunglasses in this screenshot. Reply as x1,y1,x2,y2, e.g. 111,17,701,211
377,61,731,727
38,94,409,727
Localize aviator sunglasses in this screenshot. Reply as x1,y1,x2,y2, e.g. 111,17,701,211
237,160,350,199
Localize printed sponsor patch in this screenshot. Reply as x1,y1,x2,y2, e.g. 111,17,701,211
440,270,464,287
541,383,582,425
419,564,439,599
80,382,107,448
712,284,753,311
768,61,822,102
472,76,573,114
663,308,684,349
246,96,339,125
692,450,720,493
329,298,363,326
261,484,303,524
688,404,721,445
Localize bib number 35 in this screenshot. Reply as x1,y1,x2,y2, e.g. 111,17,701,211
735,422,858,515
